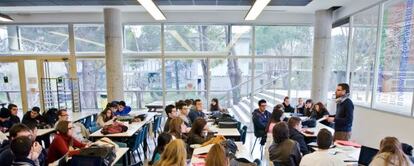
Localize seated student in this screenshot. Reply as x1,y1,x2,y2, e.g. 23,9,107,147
296,98,305,115
187,118,211,145
268,122,302,166
288,117,309,155
22,107,46,127
252,99,271,141
115,101,131,116
282,96,295,113
303,99,313,117
310,102,331,126
176,101,190,127
300,129,345,166
8,104,20,124
370,137,414,166
188,99,205,124
167,118,188,140
10,136,40,166
0,124,35,166
47,121,87,164
96,107,117,128
55,109,89,142
209,98,222,113
149,133,172,165
163,104,178,132
155,139,187,166
25,122,47,166
265,104,285,163
205,143,228,166
0,107,13,132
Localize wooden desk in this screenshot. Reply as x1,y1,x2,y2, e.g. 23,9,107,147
112,147,129,166
190,142,252,165
208,123,241,141
301,122,335,138
145,101,174,112
89,113,157,138
69,112,96,122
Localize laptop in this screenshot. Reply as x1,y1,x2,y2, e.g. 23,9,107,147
358,146,379,166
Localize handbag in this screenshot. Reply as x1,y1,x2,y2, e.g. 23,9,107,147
101,122,128,135
71,145,116,166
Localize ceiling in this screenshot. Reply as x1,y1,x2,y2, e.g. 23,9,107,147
0,0,312,6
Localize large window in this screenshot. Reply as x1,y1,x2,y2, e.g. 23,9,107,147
373,0,414,115
330,24,349,98
350,6,379,106
19,25,69,53
74,24,105,52
77,60,106,109
255,26,313,56
0,62,22,107
124,25,161,53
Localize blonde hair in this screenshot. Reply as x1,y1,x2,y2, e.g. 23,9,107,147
378,137,410,166
205,143,228,166
156,139,187,166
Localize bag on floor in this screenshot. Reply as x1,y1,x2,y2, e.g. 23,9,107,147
101,122,128,135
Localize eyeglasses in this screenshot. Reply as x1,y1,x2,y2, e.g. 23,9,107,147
260,105,267,107
60,114,68,116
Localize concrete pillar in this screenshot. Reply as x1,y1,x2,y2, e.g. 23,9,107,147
7,25,19,51
104,8,124,101
311,9,332,103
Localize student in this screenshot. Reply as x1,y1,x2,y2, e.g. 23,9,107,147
22,107,46,127
115,101,131,116
10,136,39,166
268,122,302,166
167,118,187,140
150,133,172,165
205,143,228,166
327,83,354,141
370,137,414,166
282,96,295,113
265,104,285,163
55,109,69,127
310,102,329,120
252,99,272,142
209,98,221,113
176,101,190,127
96,107,116,128
187,118,210,145
8,104,20,124
25,122,47,166
0,124,37,166
47,121,87,164
188,99,205,124
156,139,187,166
288,117,309,155
163,104,178,132
303,99,313,117
296,98,305,115
0,107,12,132
184,99,193,109
300,129,345,166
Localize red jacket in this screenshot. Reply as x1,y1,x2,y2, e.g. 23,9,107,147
46,133,86,164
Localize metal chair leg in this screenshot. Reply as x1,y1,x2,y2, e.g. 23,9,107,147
251,137,258,154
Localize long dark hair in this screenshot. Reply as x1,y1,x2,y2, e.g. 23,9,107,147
100,107,113,122
150,133,172,165
210,98,220,111
189,118,207,136
266,104,284,133
313,102,328,113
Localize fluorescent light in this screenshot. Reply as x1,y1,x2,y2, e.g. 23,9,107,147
0,13,13,22
245,0,271,20
137,0,166,20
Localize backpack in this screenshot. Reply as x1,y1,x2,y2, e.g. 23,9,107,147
43,108,58,126
71,145,116,166
214,113,237,125
101,122,128,135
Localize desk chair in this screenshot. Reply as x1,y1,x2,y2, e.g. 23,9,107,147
251,121,266,159
239,125,248,144
128,125,148,164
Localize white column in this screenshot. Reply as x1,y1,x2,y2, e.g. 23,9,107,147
311,9,333,103
104,8,124,101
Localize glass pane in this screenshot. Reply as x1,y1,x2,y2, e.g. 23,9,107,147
165,91,207,107
124,25,161,53
231,26,252,56
0,26,10,53
19,25,69,53
165,59,207,91
74,24,105,52
125,91,162,109
255,26,313,56
330,24,349,98
254,58,289,109
350,6,379,106
77,60,106,110
210,58,252,107
25,60,40,108
164,25,227,53
374,0,414,115
0,63,22,107
291,59,312,99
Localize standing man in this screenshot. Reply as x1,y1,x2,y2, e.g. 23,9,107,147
327,83,354,141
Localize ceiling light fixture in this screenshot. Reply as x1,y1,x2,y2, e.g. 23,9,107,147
245,0,271,20
137,0,166,20
0,13,14,22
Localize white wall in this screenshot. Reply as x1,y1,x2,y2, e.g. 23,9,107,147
352,106,414,148
333,0,383,21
